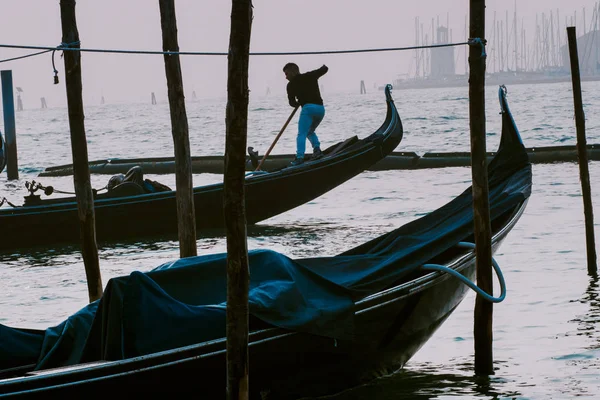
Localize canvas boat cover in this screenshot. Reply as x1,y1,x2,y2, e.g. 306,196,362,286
0,91,532,372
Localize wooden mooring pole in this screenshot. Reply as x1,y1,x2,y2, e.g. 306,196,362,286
469,0,494,375
59,0,103,302
158,0,197,258
0,70,19,180
567,26,597,276
225,0,253,398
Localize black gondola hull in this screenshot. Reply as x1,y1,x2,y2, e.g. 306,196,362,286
0,226,518,399
0,86,531,399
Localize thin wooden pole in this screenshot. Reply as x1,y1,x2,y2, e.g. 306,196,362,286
225,1,253,398
0,70,19,180
158,0,197,258
59,0,102,302
255,106,298,171
567,26,598,276
469,0,494,376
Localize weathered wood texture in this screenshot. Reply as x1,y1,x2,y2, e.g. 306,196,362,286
468,0,494,376
158,0,197,258
225,1,253,399
59,0,103,302
567,26,598,276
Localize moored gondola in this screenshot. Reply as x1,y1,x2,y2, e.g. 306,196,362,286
0,86,532,398
0,84,403,251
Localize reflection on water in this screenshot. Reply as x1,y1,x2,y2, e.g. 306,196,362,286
304,361,522,400
0,222,341,260
568,275,600,350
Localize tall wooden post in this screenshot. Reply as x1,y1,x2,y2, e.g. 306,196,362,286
158,0,197,258
0,70,19,180
469,0,494,375
59,0,103,302
567,26,597,276
225,0,253,398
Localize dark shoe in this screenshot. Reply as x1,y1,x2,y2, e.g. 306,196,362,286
313,147,323,159
289,157,304,166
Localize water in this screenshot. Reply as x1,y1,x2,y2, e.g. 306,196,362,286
1,81,600,399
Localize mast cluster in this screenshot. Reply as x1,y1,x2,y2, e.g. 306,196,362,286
408,2,600,79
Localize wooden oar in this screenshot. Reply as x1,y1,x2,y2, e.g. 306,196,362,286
255,106,299,171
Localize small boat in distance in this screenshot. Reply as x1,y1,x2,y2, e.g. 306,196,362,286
0,85,403,251
0,86,532,398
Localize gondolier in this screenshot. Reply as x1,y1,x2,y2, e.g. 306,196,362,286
283,63,328,166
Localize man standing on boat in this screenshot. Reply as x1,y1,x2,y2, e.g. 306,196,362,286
283,63,328,166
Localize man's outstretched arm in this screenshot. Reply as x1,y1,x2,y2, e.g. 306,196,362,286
309,65,328,78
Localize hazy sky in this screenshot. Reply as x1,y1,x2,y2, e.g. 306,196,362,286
0,0,598,107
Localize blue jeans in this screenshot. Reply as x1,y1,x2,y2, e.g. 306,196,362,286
296,103,324,159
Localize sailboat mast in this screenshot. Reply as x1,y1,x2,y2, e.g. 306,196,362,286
415,17,420,78
493,11,498,73
506,10,510,70
514,1,518,71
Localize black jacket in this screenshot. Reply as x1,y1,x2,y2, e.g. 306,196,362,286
286,65,328,107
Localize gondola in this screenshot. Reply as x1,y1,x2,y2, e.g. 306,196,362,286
0,86,531,398
39,143,600,176
0,84,403,251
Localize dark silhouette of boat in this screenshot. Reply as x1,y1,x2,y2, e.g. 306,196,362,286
0,85,403,251
0,86,532,398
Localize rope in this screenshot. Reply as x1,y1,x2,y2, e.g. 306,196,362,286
467,37,487,59
0,41,470,59
0,49,52,64
24,180,107,197
420,241,506,303
52,48,59,84
0,197,18,208
51,41,80,84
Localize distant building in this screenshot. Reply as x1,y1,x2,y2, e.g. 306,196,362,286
430,26,455,77
561,30,600,75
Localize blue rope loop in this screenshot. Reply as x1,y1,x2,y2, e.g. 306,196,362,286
51,41,81,84
421,241,507,303
58,41,81,49
467,37,487,59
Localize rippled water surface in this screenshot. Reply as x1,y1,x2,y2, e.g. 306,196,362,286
1,81,600,399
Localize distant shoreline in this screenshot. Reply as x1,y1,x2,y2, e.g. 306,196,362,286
384,73,600,90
